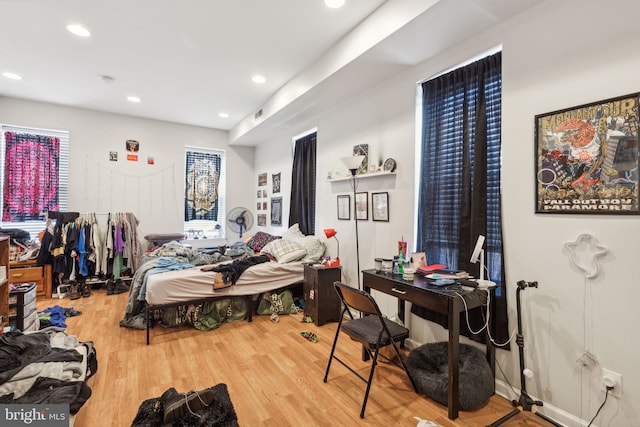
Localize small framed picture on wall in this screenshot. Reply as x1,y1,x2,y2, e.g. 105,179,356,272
372,192,389,222
337,195,350,220
355,192,368,220
271,197,282,226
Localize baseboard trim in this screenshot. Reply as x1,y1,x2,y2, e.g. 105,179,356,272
494,380,586,427
405,338,420,350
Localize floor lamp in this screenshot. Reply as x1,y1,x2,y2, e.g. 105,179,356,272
341,155,364,289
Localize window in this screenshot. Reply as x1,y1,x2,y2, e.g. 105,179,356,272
0,125,69,239
417,51,503,283
415,51,509,344
184,146,226,239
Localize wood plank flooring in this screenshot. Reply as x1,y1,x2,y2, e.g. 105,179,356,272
37,288,552,426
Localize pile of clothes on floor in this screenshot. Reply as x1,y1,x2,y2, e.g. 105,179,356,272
0,327,97,415
37,305,83,329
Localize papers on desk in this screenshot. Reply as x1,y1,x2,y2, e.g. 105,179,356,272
416,265,469,279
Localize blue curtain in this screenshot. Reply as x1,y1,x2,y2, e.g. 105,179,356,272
415,52,509,345
289,133,316,235
184,151,221,221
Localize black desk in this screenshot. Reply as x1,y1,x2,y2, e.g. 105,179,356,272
362,269,495,420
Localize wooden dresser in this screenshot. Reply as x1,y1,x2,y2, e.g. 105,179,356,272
9,260,52,299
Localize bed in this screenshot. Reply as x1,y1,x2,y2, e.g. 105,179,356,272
120,225,326,344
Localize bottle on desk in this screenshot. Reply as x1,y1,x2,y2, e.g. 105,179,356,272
398,251,404,275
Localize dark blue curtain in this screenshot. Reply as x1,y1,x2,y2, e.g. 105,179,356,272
184,151,221,221
289,132,316,235
415,52,509,345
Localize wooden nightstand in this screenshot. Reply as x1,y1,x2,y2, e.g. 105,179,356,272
303,264,342,326
9,260,52,299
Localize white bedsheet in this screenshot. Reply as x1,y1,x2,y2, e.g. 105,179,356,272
145,261,305,306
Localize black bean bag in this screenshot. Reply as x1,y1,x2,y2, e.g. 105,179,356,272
406,341,494,411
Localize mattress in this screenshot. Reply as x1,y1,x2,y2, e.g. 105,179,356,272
145,260,305,306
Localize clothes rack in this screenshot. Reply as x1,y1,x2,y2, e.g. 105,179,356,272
40,211,143,298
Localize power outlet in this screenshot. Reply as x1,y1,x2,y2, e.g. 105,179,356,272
601,368,622,398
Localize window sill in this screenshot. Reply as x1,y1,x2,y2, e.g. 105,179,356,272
180,237,229,249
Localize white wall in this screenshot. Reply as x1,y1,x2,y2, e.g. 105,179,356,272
254,0,640,425
252,134,294,236
0,97,255,243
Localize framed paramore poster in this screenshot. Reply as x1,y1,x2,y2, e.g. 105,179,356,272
535,93,640,214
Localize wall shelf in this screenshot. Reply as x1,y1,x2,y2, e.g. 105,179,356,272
327,171,396,182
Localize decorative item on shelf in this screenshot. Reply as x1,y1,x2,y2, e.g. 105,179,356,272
383,158,397,172
323,228,340,267
341,154,365,289
352,144,369,175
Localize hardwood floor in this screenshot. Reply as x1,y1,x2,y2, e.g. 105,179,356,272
38,288,552,426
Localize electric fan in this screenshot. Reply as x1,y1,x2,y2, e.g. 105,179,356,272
227,207,254,239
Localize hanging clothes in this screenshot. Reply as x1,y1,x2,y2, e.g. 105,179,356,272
40,211,141,284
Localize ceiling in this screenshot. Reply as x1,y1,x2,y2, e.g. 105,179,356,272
0,0,544,146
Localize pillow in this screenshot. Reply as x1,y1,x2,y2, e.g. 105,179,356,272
298,236,325,263
261,239,306,264
283,223,305,241
246,232,280,252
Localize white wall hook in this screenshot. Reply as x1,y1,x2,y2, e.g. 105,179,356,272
564,233,608,279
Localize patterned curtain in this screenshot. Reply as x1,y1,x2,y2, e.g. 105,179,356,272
3,132,60,222
184,150,221,221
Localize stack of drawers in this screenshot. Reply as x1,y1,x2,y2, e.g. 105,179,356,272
9,260,52,298
9,282,38,332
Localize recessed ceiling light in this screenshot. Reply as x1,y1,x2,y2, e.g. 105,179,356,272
252,75,266,84
3,72,22,80
66,24,91,37
218,112,229,118
325,0,345,8
127,96,141,103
